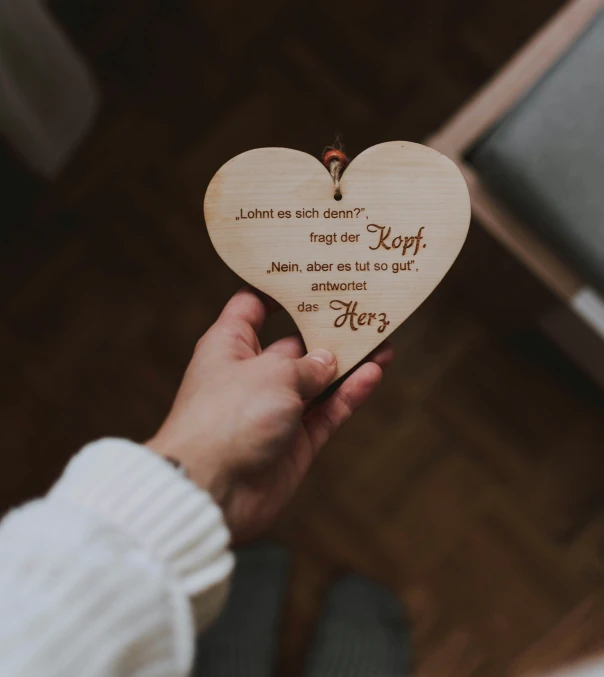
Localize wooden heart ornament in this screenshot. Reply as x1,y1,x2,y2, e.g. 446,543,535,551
204,141,470,379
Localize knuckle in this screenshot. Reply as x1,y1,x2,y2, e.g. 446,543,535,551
260,351,284,369
278,358,299,386
290,394,305,416
334,388,355,421
321,408,338,435
258,353,297,385
220,318,257,348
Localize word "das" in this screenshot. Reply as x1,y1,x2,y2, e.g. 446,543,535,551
367,224,425,256
329,300,390,334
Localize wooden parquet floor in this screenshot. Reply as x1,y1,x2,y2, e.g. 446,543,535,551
4,0,604,675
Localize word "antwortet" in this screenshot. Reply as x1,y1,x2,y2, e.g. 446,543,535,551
329,300,390,333
367,224,425,256
311,281,367,291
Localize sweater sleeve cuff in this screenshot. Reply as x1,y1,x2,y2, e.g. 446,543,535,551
49,438,234,629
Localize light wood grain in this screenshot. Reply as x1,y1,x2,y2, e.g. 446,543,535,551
204,142,471,378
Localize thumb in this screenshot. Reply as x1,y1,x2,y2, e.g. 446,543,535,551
295,349,337,399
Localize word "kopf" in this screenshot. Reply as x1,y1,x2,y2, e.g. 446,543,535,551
366,224,425,257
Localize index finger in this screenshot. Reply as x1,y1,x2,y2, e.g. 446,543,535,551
219,286,280,334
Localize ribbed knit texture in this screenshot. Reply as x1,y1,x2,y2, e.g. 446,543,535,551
0,438,234,677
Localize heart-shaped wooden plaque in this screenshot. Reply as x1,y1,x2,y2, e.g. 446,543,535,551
204,141,470,379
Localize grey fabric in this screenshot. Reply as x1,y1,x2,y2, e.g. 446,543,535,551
469,10,604,291
303,576,410,677
193,550,411,677
192,545,289,677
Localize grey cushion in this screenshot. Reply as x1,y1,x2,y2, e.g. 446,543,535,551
469,10,604,292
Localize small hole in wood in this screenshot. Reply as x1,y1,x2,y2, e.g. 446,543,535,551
334,192,342,201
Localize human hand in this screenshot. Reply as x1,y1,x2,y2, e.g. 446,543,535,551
147,287,394,542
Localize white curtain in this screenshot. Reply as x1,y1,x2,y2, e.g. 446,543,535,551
0,0,99,177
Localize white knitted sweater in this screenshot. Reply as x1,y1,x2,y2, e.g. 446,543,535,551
0,438,234,677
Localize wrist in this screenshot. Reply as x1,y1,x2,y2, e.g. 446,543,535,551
146,434,231,508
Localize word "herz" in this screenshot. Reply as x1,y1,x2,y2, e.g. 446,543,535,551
329,300,390,334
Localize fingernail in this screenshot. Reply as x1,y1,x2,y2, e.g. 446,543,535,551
309,349,336,367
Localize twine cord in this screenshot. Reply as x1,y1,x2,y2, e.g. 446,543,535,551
329,159,343,199
322,148,349,201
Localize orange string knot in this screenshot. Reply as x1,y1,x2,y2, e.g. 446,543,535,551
322,148,349,170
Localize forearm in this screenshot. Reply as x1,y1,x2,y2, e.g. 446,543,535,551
0,439,234,677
